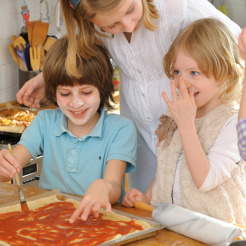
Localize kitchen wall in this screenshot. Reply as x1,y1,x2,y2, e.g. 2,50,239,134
0,1,246,104
0,0,60,104
212,0,246,28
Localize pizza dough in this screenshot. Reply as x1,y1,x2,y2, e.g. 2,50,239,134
0,108,38,133
0,195,152,246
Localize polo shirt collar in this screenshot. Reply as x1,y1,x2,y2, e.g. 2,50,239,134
54,108,106,139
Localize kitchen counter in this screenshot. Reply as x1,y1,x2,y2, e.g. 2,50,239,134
0,182,208,246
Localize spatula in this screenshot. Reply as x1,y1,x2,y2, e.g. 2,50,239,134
30,46,41,71
134,201,245,246
28,21,41,46
32,22,49,47
8,144,29,212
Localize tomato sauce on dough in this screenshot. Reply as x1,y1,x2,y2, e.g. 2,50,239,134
0,201,143,245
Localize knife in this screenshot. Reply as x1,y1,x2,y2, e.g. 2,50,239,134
8,144,29,212
134,201,245,246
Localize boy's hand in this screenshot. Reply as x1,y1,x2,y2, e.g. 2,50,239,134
122,188,149,207
69,179,112,223
0,149,21,182
238,27,246,60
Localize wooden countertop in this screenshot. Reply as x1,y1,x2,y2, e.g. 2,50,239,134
0,182,208,246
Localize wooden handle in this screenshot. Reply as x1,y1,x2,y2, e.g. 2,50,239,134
133,201,154,212
8,144,20,187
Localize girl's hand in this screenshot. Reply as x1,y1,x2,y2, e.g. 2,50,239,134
0,149,21,182
238,27,246,60
69,179,112,223
162,78,196,130
16,72,45,108
122,188,150,207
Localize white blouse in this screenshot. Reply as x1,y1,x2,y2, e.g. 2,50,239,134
98,0,241,192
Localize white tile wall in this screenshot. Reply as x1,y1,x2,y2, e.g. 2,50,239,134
0,0,60,104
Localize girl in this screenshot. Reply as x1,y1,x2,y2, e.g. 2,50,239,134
0,36,137,223
123,18,246,224
16,0,241,194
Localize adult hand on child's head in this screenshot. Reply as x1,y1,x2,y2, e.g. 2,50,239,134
69,179,112,223
122,188,148,208
238,27,246,60
16,72,45,108
162,78,196,129
0,149,21,182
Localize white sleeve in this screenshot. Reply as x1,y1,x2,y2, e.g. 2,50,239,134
199,114,241,192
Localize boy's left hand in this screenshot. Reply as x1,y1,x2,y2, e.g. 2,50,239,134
69,179,111,223
162,78,196,129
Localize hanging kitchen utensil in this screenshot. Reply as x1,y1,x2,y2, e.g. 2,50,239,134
18,0,30,32
28,21,41,47
24,43,32,71
8,44,19,65
32,22,49,47
15,43,29,71
40,0,50,23
133,201,246,246
30,46,41,71
43,36,57,52
13,36,26,50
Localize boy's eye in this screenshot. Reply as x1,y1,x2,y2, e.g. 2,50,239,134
61,93,70,96
83,91,92,95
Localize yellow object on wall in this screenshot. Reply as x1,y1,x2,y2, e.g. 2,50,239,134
218,4,229,17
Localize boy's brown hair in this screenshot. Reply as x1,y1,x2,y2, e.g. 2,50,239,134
43,36,114,110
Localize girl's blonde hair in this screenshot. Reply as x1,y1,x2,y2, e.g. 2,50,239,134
164,18,244,104
60,0,159,77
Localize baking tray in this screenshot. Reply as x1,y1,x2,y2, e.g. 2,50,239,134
62,193,164,246
0,106,40,137
0,190,164,246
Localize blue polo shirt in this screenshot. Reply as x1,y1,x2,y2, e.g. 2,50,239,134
19,108,137,200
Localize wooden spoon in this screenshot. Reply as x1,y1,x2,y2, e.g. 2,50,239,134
28,21,41,46
32,22,49,47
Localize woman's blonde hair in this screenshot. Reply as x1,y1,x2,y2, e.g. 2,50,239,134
164,18,244,104
60,0,159,77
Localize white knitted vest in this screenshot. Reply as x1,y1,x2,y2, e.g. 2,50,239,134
152,104,246,224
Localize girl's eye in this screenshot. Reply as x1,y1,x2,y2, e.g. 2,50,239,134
173,70,180,76
191,71,199,76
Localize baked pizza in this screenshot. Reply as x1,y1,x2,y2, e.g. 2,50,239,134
0,108,38,133
0,195,152,246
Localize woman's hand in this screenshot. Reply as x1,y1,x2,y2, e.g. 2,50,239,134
0,149,21,182
162,78,196,130
69,179,112,223
122,188,150,207
238,27,246,60
16,72,45,108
